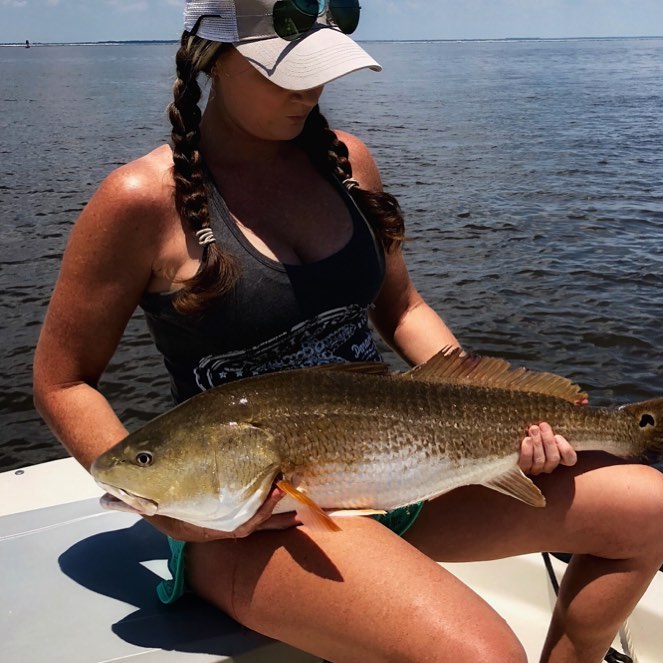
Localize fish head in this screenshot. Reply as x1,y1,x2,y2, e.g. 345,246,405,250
621,397,663,457
91,413,282,532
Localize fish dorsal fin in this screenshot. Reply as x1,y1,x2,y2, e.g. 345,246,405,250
276,479,341,532
405,347,587,404
483,466,547,507
308,362,390,376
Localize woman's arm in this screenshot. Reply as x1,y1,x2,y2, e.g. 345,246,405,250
340,130,577,475
370,250,460,365
33,161,158,470
34,154,299,541
338,130,460,364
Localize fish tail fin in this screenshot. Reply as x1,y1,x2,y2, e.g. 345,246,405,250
621,397,663,458
276,479,341,532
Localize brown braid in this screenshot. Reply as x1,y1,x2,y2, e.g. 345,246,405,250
169,35,403,313
295,105,405,252
168,32,238,315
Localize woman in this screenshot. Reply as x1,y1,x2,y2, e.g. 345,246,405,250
33,1,663,661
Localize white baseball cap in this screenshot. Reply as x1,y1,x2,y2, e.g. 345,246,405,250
184,0,382,91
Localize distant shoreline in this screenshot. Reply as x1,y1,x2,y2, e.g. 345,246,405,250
2,35,662,47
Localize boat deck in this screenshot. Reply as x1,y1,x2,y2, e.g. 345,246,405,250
0,459,318,662
1,458,661,662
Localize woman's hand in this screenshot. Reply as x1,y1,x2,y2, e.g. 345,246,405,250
145,486,302,543
519,423,578,476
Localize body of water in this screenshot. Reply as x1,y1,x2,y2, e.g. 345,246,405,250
1,38,662,471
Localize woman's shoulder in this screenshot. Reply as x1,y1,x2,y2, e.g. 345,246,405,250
333,130,382,191
98,145,174,209
71,144,177,253
334,130,371,159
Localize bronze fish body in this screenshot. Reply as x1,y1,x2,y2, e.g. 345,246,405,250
91,350,663,532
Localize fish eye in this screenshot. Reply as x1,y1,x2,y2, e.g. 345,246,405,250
135,452,154,467
640,414,656,429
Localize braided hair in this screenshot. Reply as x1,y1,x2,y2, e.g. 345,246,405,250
295,105,405,252
168,35,405,314
168,32,238,315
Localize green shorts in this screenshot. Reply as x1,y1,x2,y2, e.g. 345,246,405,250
372,502,425,537
157,502,425,604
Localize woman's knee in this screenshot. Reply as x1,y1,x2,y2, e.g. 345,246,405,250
577,462,663,560
625,465,663,558
329,613,526,663
185,524,529,663
394,594,526,663
419,627,526,663
464,637,527,663
429,627,527,663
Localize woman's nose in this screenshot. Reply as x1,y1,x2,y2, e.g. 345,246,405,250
293,84,325,105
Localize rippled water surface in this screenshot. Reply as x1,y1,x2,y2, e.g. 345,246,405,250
1,39,662,471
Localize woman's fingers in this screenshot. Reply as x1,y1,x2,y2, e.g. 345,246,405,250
519,423,577,475
555,434,578,467
253,487,302,530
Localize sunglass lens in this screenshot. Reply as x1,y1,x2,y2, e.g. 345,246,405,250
292,0,321,15
273,0,317,41
329,0,361,34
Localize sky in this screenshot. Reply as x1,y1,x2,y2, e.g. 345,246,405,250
1,0,662,44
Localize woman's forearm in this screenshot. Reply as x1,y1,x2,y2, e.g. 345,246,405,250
33,381,129,472
372,299,461,368
390,301,461,366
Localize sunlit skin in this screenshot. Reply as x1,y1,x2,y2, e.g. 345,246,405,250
33,41,663,663
204,48,326,145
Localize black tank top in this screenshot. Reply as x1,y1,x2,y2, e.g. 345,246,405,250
140,176,386,403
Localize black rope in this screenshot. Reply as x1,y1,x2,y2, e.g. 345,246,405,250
604,651,635,663
542,551,560,594
541,553,633,663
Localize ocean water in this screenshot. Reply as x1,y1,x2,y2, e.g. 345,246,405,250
1,38,662,471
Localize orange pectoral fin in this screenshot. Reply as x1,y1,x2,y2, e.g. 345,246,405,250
276,479,341,532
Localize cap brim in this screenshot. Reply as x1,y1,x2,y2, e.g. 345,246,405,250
235,26,381,91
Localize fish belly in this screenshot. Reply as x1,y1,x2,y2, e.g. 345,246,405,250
273,452,521,514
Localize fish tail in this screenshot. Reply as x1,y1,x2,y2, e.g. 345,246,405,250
621,397,663,458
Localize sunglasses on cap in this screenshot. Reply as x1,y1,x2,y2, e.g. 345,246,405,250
190,0,361,43
273,0,361,41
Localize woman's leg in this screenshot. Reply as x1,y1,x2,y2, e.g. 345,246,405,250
405,452,663,663
186,515,527,663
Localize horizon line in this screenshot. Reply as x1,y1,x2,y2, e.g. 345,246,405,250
3,34,663,47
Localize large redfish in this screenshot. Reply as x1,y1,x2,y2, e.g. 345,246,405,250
91,349,663,531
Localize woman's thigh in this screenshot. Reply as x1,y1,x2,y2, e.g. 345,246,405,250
186,515,526,663
405,452,663,562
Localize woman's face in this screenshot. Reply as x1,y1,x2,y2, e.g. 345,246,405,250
208,47,324,142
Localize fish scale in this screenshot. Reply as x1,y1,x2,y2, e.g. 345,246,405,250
91,350,663,532
246,373,627,511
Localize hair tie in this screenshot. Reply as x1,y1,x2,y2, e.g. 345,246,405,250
343,178,360,192
196,228,216,246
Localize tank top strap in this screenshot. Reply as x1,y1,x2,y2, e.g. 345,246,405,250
328,175,386,276
203,171,239,245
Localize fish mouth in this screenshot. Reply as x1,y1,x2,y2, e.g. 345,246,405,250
97,482,159,517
